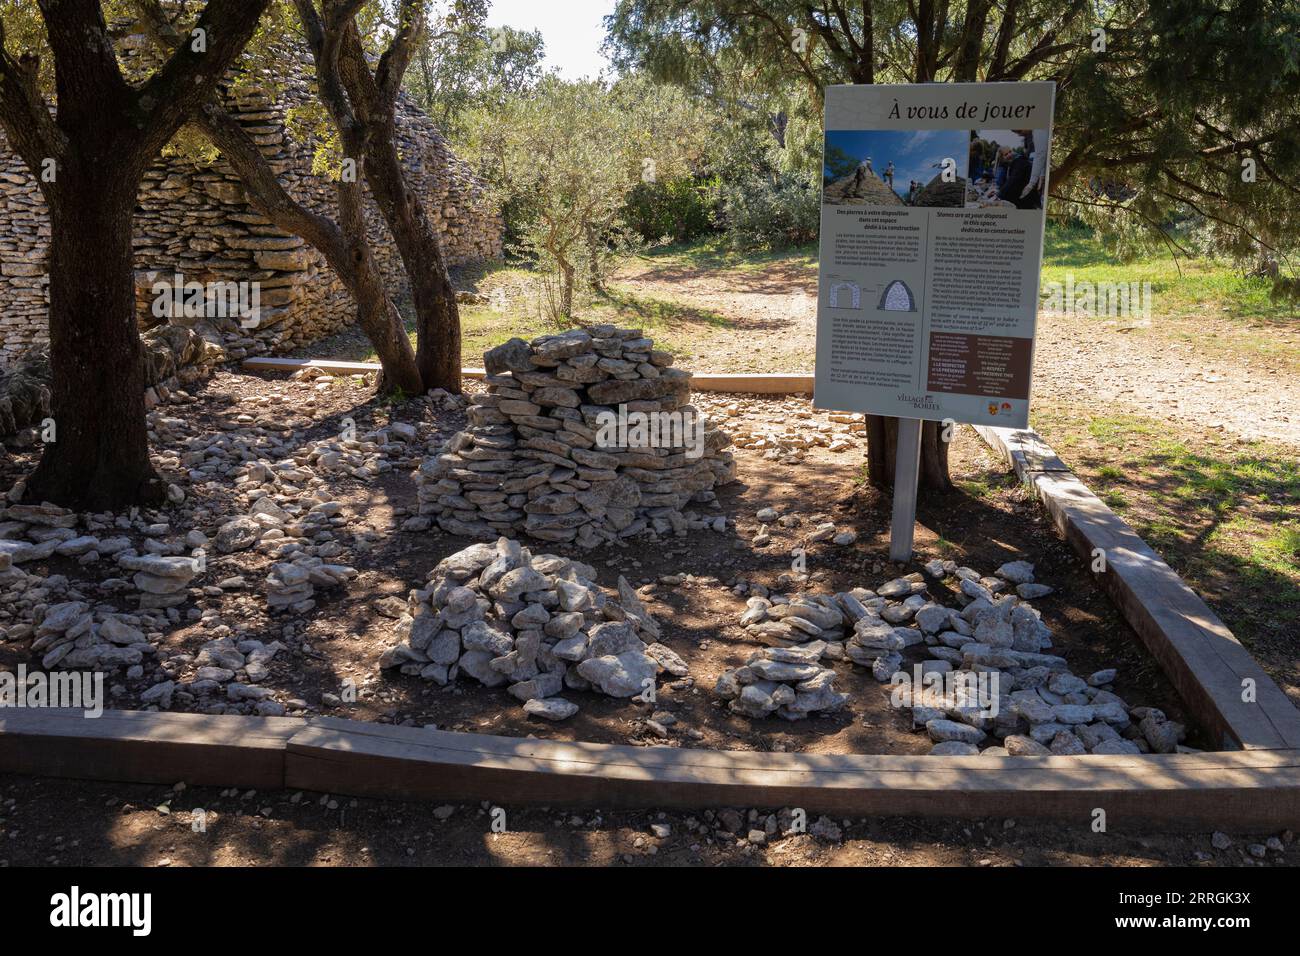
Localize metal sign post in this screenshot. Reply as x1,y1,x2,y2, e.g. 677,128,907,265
889,418,923,561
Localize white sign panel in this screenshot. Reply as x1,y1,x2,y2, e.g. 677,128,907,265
814,81,1055,429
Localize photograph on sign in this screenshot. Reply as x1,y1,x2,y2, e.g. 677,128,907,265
814,82,1055,429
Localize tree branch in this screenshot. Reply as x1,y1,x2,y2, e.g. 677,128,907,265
0,18,64,176
134,0,273,159
35,0,130,115
375,0,425,106
193,102,353,274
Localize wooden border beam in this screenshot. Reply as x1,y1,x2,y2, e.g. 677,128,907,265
282,719,1300,827
2,709,1298,828
0,708,297,790
977,425,1300,752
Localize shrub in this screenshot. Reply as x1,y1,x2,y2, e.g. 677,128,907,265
718,170,819,250
623,176,718,245
717,170,816,251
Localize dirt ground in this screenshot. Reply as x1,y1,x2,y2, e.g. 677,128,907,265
0,344,1278,867
1,774,1292,867
0,369,1196,753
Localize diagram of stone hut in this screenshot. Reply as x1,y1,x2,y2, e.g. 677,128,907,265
828,281,862,309
878,279,917,312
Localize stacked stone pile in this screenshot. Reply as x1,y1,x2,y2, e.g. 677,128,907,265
31,601,155,672
0,345,49,436
725,559,1189,756
0,325,221,437
266,557,357,613
714,644,847,720
119,554,199,610
415,328,736,548
380,538,684,720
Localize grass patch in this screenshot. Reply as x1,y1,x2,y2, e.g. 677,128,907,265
360,259,739,365
1254,525,1300,577
1100,489,1129,511
958,477,994,499
638,235,819,273
1033,400,1300,648
1085,415,1160,444
1040,223,1299,368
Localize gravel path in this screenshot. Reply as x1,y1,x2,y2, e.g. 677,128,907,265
617,260,1300,445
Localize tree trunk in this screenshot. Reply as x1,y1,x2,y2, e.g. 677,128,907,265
866,416,952,492
361,131,463,393
26,169,163,509
323,8,463,393
353,274,425,397
335,173,425,396
559,258,575,318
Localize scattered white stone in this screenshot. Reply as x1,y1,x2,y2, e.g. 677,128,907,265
523,697,579,721
996,561,1035,584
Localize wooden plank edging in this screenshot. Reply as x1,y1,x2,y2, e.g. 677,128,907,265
0,709,298,790
3,708,1300,828
976,425,1300,752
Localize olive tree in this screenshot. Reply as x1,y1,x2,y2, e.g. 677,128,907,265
0,0,271,509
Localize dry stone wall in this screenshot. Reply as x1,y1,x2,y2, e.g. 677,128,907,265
0,45,501,368
415,327,736,549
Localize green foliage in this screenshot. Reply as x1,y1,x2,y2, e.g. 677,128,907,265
622,175,716,244
405,8,545,140
717,168,819,250
285,99,343,179
606,0,1300,290
463,78,635,320
462,74,713,320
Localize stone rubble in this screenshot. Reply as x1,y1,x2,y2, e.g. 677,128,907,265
120,553,199,609
713,644,847,720
414,328,736,548
713,399,866,463
744,506,856,550
31,601,154,672
728,558,1188,756
1,372,1198,760
379,537,682,720
1,379,451,718
265,556,357,613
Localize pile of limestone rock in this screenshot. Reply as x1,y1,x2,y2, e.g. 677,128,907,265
0,503,201,611
726,559,1188,756
380,537,686,721
714,644,848,720
31,601,155,673
414,327,736,548
265,557,356,614
0,326,222,438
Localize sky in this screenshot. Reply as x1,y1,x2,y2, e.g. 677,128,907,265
486,0,617,80
825,129,969,199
